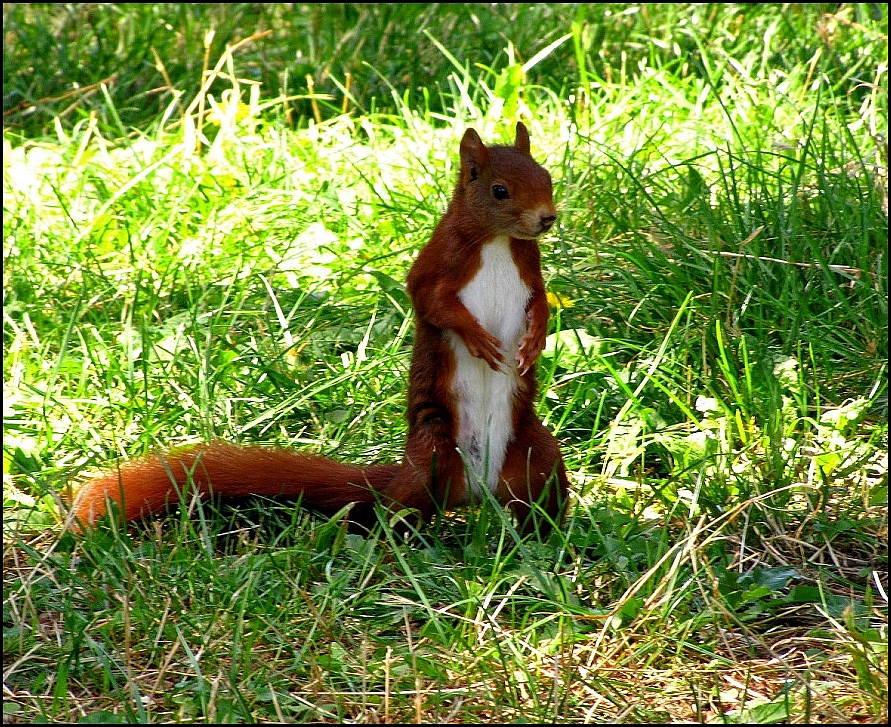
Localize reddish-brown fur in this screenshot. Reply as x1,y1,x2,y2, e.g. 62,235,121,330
69,122,569,535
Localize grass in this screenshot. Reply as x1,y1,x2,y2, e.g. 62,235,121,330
3,3,888,723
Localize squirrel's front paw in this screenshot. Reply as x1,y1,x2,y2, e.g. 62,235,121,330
465,329,505,371
516,333,545,375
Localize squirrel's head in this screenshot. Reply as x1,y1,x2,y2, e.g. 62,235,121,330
457,122,556,240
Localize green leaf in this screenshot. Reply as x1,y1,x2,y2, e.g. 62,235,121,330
726,697,792,724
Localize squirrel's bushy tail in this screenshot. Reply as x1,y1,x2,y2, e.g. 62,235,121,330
69,442,400,528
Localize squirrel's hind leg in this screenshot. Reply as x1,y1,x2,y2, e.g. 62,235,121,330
385,419,468,524
497,417,568,536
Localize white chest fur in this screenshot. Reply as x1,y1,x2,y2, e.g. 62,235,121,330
447,235,531,497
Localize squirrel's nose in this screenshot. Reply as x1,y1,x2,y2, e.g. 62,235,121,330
540,213,556,230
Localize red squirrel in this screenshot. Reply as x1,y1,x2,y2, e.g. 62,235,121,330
69,121,569,535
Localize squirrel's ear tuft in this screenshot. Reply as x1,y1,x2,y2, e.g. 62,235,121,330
459,128,488,187
514,122,531,154
461,128,485,157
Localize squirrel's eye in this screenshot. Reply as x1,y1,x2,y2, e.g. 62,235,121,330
492,184,509,200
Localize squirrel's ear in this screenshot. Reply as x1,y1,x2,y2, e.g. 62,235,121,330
460,128,485,159
459,128,488,186
514,122,531,154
